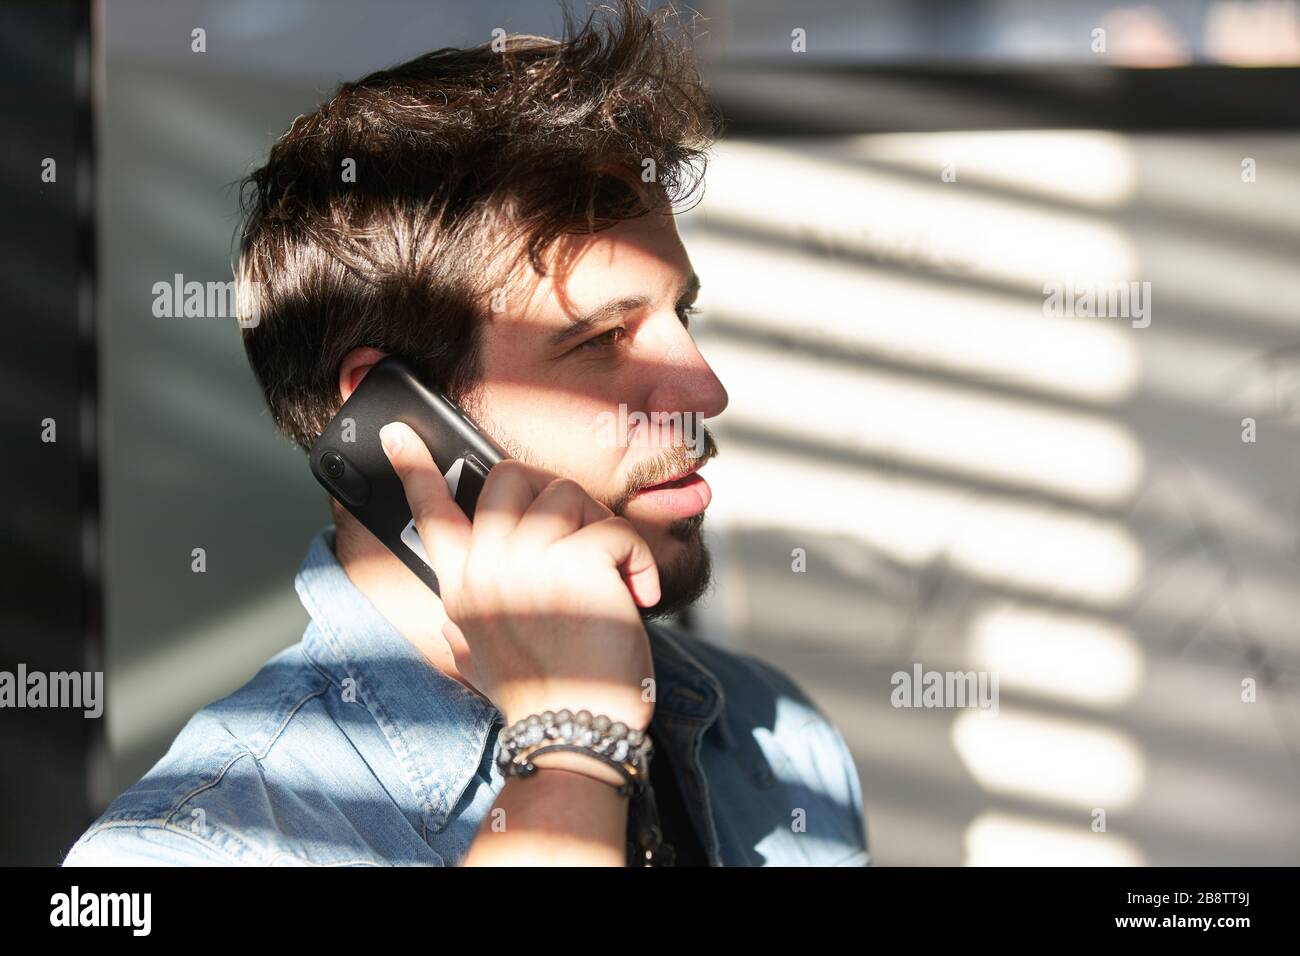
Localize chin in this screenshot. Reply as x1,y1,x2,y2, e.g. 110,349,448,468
637,513,713,622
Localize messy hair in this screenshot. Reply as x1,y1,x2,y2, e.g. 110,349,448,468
236,0,718,451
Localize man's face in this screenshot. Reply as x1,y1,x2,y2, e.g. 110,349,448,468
461,211,729,618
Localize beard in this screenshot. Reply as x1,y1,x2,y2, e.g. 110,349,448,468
635,510,713,622
598,425,720,623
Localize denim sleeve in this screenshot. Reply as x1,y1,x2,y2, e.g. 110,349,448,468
62,823,242,867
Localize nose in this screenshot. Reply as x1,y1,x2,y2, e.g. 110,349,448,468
644,315,729,422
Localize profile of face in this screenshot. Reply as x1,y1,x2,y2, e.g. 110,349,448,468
460,211,729,619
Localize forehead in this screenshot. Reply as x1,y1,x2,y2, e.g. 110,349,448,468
489,212,692,346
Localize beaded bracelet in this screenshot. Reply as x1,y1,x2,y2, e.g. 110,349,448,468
496,709,653,798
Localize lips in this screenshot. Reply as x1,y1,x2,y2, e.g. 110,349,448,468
638,460,704,493
630,465,712,518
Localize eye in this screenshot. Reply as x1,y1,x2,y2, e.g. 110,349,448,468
577,326,628,352
677,304,699,327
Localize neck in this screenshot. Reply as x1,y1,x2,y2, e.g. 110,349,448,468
333,515,476,693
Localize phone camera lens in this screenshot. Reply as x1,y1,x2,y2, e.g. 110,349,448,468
321,451,345,479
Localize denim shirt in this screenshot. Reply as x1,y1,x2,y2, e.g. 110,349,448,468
63,530,869,866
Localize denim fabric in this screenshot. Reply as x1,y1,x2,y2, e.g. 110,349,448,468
63,529,869,866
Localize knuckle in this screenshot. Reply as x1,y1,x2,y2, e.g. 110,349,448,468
410,499,435,528
543,476,582,498
483,460,526,493
603,515,635,536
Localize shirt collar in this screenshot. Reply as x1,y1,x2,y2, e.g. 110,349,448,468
293,528,731,836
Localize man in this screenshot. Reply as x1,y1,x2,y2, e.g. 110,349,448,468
63,0,869,866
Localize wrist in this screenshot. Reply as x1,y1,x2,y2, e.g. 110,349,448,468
496,708,655,798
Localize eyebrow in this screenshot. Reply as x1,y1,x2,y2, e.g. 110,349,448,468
547,272,700,349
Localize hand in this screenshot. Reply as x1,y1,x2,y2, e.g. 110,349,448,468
379,422,660,733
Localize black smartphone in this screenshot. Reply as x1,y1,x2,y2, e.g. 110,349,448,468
308,356,505,594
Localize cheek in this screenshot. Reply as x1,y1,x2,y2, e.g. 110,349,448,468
551,418,625,490
486,390,628,490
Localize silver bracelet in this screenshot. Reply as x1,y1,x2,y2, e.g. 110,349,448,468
496,709,654,798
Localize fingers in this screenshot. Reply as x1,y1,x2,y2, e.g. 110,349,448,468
469,460,574,546
510,477,614,552
379,422,471,598
557,517,661,609
380,431,657,608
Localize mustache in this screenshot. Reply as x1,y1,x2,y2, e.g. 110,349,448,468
610,426,719,515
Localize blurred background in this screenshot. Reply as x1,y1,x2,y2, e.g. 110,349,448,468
3,0,1299,865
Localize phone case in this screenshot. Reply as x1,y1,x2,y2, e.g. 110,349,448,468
308,357,505,594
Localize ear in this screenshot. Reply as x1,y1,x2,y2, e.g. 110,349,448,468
338,347,388,403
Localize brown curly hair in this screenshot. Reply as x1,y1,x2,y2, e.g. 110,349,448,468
236,0,719,451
